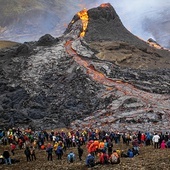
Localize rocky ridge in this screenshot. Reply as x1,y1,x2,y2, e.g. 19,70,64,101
0,3,170,132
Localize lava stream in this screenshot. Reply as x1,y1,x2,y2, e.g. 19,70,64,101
65,40,170,111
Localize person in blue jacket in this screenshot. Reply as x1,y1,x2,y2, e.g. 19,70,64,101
55,145,63,160
67,151,75,163
86,153,95,167
127,149,134,158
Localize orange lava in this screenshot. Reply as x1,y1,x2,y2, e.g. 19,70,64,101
65,40,170,112
77,8,89,37
100,3,110,8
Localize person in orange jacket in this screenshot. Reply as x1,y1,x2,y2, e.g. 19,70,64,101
93,140,99,154
98,141,105,152
87,140,94,151
88,142,96,154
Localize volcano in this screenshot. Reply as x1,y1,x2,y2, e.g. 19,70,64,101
0,3,169,132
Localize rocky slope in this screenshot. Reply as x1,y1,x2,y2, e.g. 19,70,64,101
0,3,170,132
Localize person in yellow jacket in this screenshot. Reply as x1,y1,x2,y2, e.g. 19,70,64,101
53,142,59,151
54,141,64,151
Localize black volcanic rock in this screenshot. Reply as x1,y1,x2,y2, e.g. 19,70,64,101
0,3,169,131
37,34,57,46
84,3,148,49
16,43,33,55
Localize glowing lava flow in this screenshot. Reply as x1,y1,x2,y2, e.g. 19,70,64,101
77,4,110,37
77,8,89,37
100,3,111,8
65,40,170,112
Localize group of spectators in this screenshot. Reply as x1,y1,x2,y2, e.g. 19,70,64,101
0,127,170,167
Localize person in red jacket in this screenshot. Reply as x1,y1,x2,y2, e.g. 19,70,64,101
10,143,16,155
141,133,146,144
99,151,109,164
160,140,166,149
18,138,23,149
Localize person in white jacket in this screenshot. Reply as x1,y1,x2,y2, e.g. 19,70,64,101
152,133,160,149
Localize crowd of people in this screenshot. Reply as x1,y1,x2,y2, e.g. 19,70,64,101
0,127,170,167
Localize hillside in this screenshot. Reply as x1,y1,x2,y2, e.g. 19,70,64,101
0,3,169,132
0,0,98,42
0,41,19,49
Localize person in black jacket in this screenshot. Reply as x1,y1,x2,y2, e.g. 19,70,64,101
77,145,83,161
24,146,31,162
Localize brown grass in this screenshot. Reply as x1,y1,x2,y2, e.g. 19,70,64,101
0,41,19,49
1,140,170,170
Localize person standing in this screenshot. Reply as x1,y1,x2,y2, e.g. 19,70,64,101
152,133,160,149
10,143,16,156
137,131,142,144
24,146,31,162
46,143,53,161
107,141,113,157
55,144,63,160
30,146,36,161
77,145,83,161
